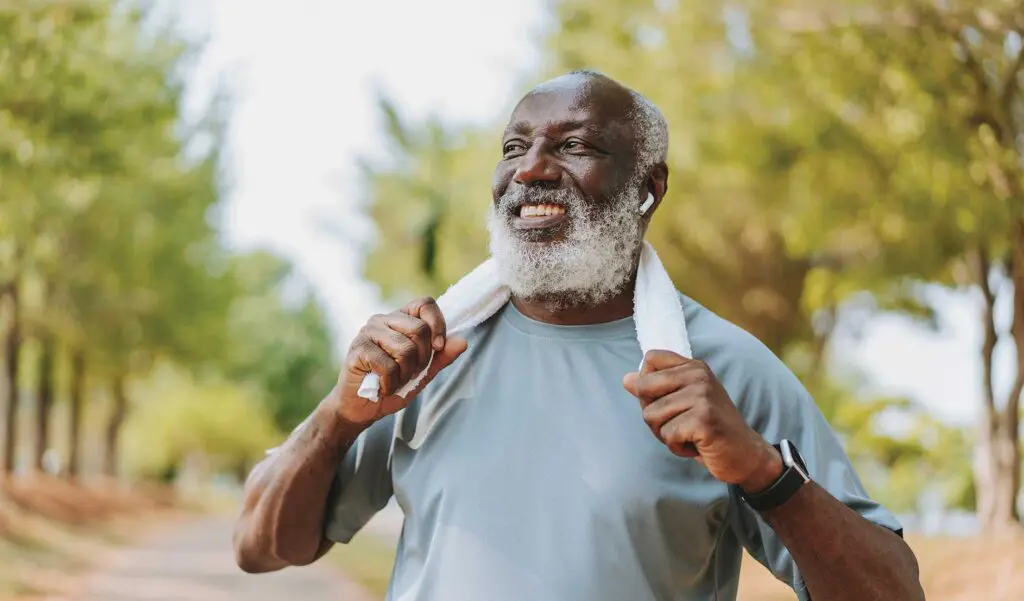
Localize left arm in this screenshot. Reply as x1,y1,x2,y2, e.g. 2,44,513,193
624,350,924,601
740,451,923,601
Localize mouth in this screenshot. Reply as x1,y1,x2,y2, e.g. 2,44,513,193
512,203,569,231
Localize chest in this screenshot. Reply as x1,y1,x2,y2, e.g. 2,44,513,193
389,338,730,540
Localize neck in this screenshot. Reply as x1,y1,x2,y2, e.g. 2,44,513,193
510,279,636,325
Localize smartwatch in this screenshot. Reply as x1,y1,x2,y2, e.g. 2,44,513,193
738,439,810,512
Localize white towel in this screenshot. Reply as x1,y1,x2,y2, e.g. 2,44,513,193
357,240,691,402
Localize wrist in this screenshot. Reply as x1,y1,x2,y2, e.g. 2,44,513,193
738,442,784,495
315,388,371,445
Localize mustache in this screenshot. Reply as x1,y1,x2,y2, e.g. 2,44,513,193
496,186,577,214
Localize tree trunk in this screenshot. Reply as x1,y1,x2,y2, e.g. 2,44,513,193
67,350,86,480
33,334,55,472
974,419,1021,532
970,235,1023,533
103,373,127,479
1,281,21,476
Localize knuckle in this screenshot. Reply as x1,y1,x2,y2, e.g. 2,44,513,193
349,337,374,358
406,296,436,313
344,351,361,372
412,318,432,339
367,313,386,326
695,404,716,429
397,339,419,362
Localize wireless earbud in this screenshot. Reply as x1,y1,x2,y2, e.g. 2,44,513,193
639,192,655,215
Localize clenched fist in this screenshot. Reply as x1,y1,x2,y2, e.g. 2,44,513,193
337,297,468,427
623,350,783,494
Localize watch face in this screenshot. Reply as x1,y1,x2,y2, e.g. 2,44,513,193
782,440,810,481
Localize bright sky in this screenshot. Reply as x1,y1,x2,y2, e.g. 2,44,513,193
178,0,1012,428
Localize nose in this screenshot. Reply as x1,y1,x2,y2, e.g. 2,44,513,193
513,145,560,187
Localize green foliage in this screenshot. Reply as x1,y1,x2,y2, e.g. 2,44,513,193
121,364,279,480
360,99,498,301
0,2,332,481
0,0,233,373
829,387,975,512
354,0,1016,512
223,251,338,433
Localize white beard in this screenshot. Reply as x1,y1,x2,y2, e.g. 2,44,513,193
486,184,645,309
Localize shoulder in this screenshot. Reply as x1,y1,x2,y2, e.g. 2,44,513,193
680,293,812,429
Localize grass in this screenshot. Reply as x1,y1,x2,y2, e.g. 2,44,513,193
328,529,1024,601
327,532,399,597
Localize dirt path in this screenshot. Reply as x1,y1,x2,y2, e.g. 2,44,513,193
71,516,375,601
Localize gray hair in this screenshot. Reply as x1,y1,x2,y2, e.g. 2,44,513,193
556,69,669,181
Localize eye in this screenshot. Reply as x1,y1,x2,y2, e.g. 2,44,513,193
563,139,589,152
503,141,526,157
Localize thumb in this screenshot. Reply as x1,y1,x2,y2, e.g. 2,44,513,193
622,353,659,396
426,336,468,378
403,337,467,399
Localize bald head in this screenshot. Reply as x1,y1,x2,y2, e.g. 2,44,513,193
487,70,671,309
525,70,669,184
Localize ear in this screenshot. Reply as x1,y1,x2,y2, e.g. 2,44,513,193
641,162,669,218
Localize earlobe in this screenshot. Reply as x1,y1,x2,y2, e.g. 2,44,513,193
639,192,655,215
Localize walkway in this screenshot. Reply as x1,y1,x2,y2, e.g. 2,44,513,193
71,516,374,601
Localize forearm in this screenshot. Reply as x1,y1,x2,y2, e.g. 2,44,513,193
233,389,366,572
759,482,924,601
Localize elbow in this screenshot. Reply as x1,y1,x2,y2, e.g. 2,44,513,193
235,548,274,574
267,531,322,567
894,538,926,601
234,518,323,572
232,515,286,574
897,577,926,601
233,541,273,574
906,561,926,600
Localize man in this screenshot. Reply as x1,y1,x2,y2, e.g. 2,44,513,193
233,71,924,601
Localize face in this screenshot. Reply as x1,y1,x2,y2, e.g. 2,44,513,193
488,78,648,308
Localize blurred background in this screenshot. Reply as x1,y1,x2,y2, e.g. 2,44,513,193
0,0,1022,600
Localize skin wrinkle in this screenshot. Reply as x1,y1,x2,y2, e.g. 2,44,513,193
488,71,666,313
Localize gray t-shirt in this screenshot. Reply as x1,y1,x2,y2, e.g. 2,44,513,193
323,295,901,601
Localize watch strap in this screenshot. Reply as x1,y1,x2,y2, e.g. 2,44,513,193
739,442,809,512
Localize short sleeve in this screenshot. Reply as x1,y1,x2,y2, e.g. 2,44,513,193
321,414,395,544
717,335,903,601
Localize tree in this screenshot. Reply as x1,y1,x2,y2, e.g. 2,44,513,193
735,0,1024,531
353,0,1003,523
359,99,499,302
223,251,337,433
545,0,1022,528
0,1,234,480
120,364,279,483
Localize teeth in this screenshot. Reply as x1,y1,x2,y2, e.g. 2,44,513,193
520,204,566,218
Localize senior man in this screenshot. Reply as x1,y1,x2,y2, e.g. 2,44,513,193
233,70,924,601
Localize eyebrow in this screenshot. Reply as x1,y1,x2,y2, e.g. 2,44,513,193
504,119,610,141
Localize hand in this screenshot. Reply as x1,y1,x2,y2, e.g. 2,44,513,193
336,297,468,427
623,350,782,493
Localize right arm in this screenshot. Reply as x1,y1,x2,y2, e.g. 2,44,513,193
232,389,365,573
232,296,467,573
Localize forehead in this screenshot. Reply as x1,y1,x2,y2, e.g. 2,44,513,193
503,82,636,148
